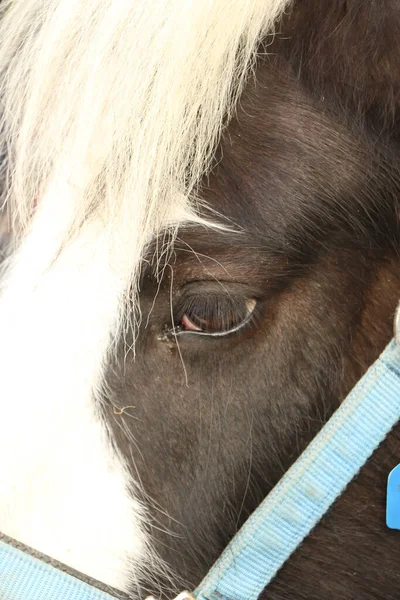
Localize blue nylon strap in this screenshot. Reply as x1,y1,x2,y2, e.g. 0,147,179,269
194,339,400,600
0,540,120,600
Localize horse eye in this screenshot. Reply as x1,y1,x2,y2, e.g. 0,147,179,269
176,295,257,336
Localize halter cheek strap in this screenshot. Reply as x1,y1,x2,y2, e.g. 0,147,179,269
193,339,400,600
1,340,400,600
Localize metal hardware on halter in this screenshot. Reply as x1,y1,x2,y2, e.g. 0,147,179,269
394,302,400,343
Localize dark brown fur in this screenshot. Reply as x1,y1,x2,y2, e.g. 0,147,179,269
103,2,400,597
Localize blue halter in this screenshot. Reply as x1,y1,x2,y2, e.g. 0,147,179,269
1,339,400,600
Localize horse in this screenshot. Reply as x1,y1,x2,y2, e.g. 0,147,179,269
0,0,399,598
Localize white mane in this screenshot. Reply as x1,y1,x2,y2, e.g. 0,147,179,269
0,0,290,592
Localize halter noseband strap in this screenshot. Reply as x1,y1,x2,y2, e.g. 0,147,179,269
2,339,400,600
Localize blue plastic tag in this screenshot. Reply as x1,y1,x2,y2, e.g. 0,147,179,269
387,464,400,529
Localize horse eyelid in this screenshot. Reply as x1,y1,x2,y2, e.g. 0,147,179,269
173,298,258,338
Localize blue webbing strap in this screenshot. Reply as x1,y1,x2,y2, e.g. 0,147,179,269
194,339,400,600
0,538,123,600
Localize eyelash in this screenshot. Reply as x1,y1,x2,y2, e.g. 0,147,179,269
172,294,258,337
